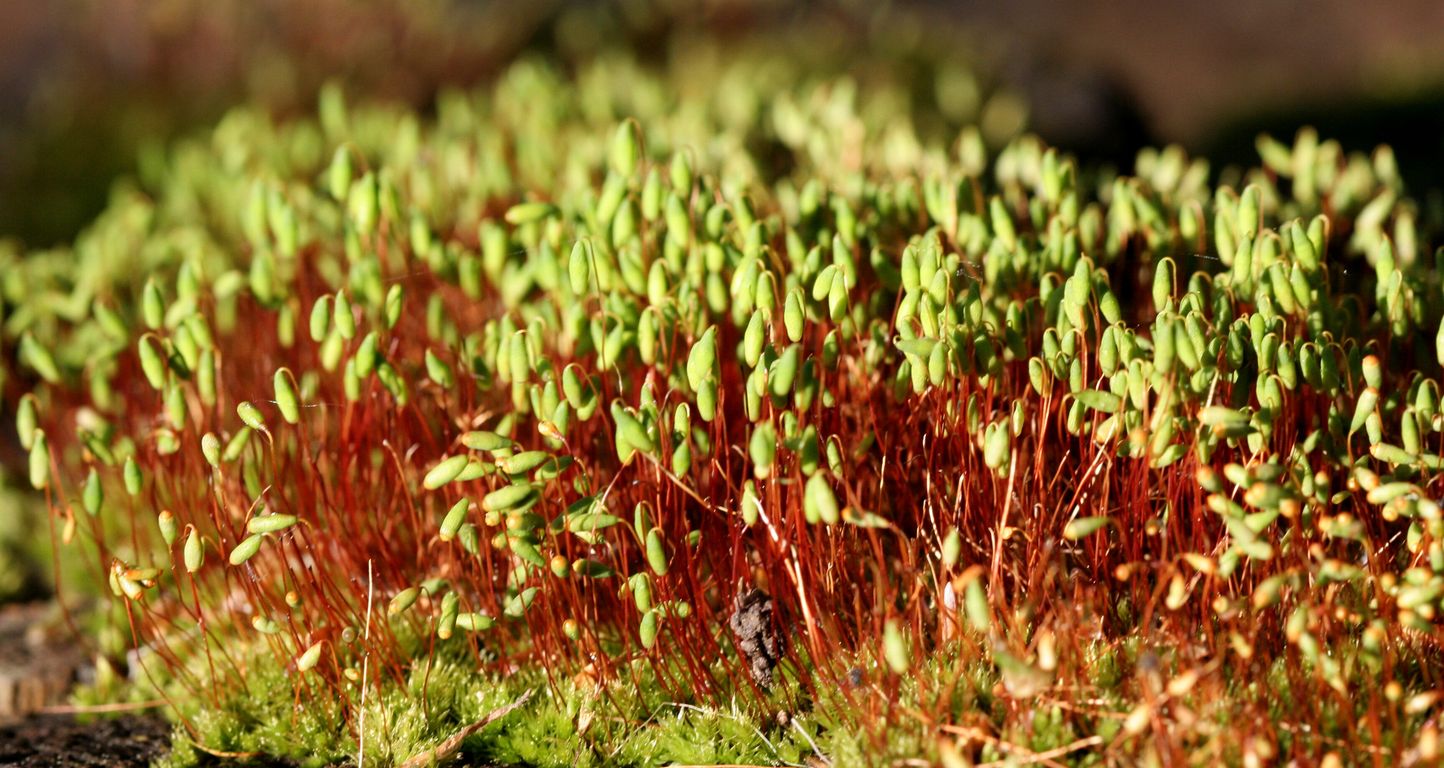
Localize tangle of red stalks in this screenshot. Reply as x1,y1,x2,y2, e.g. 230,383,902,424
31,208,1436,765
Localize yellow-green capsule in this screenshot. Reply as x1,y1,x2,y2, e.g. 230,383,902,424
123,456,143,495
461,430,512,452
1063,516,1112,540
571,558,614,578
424,349,454,390
883,619,910,673
569,240,592,295
138,335,167,390
965,577,990,632
354,331,379,379
983,421,1010,470
503,587,538,618
614,408,655,454
769,344,800,397
743,310,766,368
1152,257,1175,310
483,483,537,512
1370,443,1417,468
237,401,266,431
611,119,642,177
222,427,253,463
805,473,840,525
645,527,669,575
1027,357,1051,397
783,289,805,343
696,378,718,422
82,469,103,516
686,327,718,392
388,587,420,616
19,334,59,384
1267,263,1296,314
1290,220,1319,271
384,284,405,330
15,394,38,451
141,278,165,330
1362,354,1383,389
274,368,300,425
639,609,659,649
1350,387,1380,435
508,537,546,569
1075,389,1122,414
504,201,558,226
28,431,49,490
749,423,776,477
941,529,962,569
456,612,495,632
669,150,693,193
247,514,298,535
333,291,356,340
424,455,469,490
296,641,324,672
501,450,550,475
183,527,204,572
1097,326,1119,375
164,380,187,430
158,510,178,546
196,349,217,406
741,480,761,527
437,593,459,639
309,295,332,342
637,307,660,365
228,534,264,565
1237,184,1261,239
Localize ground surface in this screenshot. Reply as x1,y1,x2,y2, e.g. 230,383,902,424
0,714,171,768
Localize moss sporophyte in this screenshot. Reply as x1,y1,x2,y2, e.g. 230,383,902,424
6,51,1444,767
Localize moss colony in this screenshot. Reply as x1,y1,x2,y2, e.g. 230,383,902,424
6,51,1444,766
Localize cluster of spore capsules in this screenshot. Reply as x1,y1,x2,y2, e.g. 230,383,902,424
7,54,1444,763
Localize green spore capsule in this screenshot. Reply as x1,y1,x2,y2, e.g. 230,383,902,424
82,469,103,516
309,295,332,342
483,483,537,512
246,514,298,535
274,368,300,424
639,609,659,649
645,527,669,575
296,641,325,673
424,455,470,490
228,534,264,565
28,432,49,490
183,528,204,572
883,619,910,673
123,456,143,496
158,511,178,546
237,401,266,431
805,472,840,525
15,394,38,451
504,201,558,226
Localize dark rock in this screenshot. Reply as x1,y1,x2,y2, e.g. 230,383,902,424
728,588,783,687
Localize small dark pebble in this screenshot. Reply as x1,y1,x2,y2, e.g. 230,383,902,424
728,588,783,687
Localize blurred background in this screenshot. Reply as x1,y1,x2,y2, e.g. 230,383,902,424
4,0,1444,249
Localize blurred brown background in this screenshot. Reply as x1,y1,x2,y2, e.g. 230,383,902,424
3,0,1444,247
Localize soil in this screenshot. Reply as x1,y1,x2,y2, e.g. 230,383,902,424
0,714,171,768
0,602,85,722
